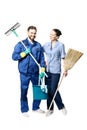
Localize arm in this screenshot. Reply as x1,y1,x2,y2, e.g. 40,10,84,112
39,46,47,78
12,43,22,61
39,46,46,67
62,58,68,77
12,42,30,61
61,44,68,76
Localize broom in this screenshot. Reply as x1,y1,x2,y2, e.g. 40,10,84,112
63,48,83,71
47,48,83,112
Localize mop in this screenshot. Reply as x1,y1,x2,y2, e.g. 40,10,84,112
5,22,48,77
5,22,48,100
46,48,83,115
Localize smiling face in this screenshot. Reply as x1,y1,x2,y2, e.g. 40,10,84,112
50,30,59,42
27,29,37,42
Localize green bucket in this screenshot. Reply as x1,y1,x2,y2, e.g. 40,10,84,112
33,85,48,100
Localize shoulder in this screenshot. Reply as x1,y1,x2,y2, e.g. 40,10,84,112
57,41,65,47
14,41,22,48
43,42,51,48
34,41,42,48
57,41,64,45
22,38,29,44
14,38,27,49
18,38,27,45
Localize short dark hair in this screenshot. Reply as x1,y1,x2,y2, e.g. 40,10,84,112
53,29,62,36
27,26,37,31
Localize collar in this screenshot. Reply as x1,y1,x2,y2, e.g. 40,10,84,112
27,37,34,44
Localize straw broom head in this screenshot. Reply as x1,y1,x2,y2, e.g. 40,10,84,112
64,48,83,71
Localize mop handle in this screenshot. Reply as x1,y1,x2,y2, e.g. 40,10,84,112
48,74,65,110
12,29,48,78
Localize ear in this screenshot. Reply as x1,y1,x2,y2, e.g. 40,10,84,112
27,30,29,35
56,36,59,40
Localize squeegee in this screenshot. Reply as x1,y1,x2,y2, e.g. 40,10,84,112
5,22,48,77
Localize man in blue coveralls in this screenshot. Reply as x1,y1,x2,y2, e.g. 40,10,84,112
12,26,46,117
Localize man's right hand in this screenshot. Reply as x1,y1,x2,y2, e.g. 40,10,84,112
20,48,30,58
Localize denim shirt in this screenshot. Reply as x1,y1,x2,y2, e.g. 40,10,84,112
43,41,66,74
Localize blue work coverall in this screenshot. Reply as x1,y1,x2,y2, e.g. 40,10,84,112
12,38,45,112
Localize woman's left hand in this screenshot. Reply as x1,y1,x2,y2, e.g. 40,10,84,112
63,71,68,77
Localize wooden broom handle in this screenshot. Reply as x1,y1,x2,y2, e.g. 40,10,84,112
48,74,65,110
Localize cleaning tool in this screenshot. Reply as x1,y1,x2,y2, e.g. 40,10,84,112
33,76,48,100
5,22,48,100
48,48,83,111
4,22,48,77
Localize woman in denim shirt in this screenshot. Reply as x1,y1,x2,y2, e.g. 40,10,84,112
43,29,68,116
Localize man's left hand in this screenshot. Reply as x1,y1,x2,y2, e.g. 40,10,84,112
39,67,45,78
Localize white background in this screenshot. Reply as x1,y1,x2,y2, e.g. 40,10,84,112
0,0,87,129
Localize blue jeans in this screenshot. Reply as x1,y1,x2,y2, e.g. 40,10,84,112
45,72,65,110
20,73,41,113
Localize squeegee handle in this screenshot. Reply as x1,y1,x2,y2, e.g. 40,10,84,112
12,30,48,77
12,30,27,49
12,30,19,37
29,53,48,77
